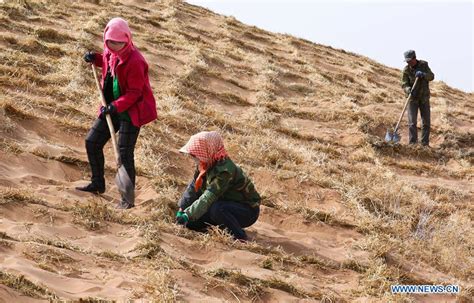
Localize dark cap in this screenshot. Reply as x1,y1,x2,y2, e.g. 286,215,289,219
404,50,416,62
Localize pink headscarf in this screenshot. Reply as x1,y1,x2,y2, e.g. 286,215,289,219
179,131,229,191
103,17,134,77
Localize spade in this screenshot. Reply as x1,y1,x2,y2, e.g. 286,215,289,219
385,77,420,144
91,65,134,206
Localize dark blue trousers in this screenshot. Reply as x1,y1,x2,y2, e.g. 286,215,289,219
186,200,259,240
407,99,430,145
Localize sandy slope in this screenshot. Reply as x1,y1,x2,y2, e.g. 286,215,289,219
0,0,472,302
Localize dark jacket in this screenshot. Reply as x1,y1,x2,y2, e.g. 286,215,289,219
179,158,261,221
401,60,435,102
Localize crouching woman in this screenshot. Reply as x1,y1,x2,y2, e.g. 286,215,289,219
176,131,260,241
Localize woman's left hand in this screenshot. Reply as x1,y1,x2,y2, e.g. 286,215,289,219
176,211,189,225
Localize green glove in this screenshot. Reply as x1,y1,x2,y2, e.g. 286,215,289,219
176,211,189,225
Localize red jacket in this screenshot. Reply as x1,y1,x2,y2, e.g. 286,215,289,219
93,49,157,127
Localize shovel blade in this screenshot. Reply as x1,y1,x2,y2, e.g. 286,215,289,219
385,130,394,142
392,132,401,143
115,165,134,205
385,129,401,143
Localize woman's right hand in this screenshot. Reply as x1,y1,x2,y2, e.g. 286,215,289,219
83,51,95,63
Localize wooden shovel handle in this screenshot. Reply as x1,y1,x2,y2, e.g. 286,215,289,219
91,65,121,166
393,77,419,133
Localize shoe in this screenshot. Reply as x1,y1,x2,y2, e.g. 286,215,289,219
75,183,105,194
234,233,249,243
116,200,134,209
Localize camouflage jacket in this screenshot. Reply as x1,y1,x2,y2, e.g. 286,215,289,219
401,60,435,102
179,158,261,221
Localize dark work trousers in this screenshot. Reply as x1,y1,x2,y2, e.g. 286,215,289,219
85,116,140,189
407,99,430,145
186,200,260,240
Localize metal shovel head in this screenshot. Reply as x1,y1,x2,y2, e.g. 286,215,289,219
385,129,401,143
115,165,134,205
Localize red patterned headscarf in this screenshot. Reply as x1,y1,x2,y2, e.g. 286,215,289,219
179,131,229,191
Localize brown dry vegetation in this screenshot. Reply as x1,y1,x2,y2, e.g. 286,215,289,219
0,0,473,302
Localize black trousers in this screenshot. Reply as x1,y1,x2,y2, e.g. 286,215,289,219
186,200,259,240
407,99,430,145
181,182,260,239
85,116,140,187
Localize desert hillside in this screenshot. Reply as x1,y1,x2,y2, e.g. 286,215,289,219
0,0,473,302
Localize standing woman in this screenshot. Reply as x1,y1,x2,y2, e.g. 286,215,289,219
176,131,261,241
76,17,157,209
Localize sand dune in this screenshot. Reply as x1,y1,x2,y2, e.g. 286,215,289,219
0,0,472,301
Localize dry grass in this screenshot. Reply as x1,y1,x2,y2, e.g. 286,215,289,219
71,199,116,230
0,138,23,154
0,0,472,301
333,162,474,288
0,270,58,299
415,212,474,279
23,245,75,273
30,237,80,252
95,250,125,261
133,240,166,260
75,298,116,303
0,232,15,248
207,267,325,300
423,184,470,204
206,268,266,300
142,268,178,302
0,187,48,206
1,102,34,120
34,27,75,43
